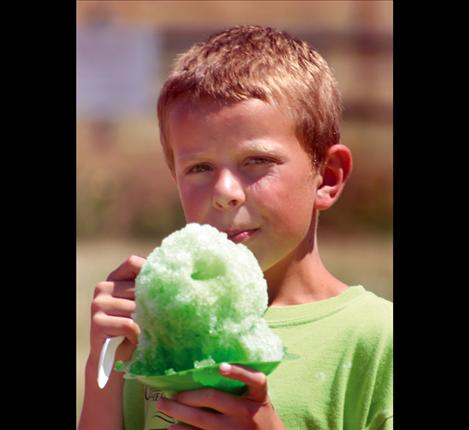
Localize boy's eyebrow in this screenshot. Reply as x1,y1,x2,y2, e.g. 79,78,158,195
241,140,285,153
176,152,207,163
176,142,285,163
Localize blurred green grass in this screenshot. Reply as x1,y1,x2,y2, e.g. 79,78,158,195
76,234,392,425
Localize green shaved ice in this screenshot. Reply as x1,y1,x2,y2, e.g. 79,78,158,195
114,360,126,371
126,223,284,376
194,357,216,368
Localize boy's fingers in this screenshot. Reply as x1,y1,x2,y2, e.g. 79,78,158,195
219,363,268,402
111,281,136,299
92,296,136,318
92,313,141,344
107,255,146,281
156,397,226,430
175,388,244,416
93,281,135,300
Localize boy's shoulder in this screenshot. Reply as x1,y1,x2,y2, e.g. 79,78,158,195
268,286,392,351
340,287,393,348
352,289,393,320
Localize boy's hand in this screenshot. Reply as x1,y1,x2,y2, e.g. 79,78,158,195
156,363,286,430
89,255,145,364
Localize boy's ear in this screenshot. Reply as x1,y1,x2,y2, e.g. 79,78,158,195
314,144,353,211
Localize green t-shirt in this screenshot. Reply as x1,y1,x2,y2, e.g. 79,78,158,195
123,285,393,430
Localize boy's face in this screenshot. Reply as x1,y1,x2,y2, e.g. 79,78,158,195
166,97,322,272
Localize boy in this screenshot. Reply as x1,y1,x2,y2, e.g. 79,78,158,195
78,25,393,430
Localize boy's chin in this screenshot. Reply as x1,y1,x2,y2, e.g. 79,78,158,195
250,249,274,273
259,257,278,274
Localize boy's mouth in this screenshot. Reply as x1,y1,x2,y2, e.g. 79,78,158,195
226,228,259,244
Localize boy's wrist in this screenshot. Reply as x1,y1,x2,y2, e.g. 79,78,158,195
84,354,125,391
85,350,101,370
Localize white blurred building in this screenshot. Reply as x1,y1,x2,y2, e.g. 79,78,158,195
77,17,160,120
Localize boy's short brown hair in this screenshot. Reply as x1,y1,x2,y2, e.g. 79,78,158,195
157,25,342,171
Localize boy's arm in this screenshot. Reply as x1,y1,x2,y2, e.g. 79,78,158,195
78,355,125,430
156,363,286,430
78,256,145,430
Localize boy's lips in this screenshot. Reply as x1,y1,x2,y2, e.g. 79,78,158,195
225,228,259,243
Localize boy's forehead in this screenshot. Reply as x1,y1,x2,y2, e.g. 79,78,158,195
167,97,224,122
175,140,286,161
167,97,287,128
166,97,309,163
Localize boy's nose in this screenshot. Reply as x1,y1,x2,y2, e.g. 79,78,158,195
212,169,246,210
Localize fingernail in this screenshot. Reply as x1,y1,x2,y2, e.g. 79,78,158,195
220,362,231,374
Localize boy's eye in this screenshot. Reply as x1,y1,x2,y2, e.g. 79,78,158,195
186,163,212,174
245,157,275,166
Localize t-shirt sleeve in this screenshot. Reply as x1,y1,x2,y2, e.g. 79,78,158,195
379,416,393,430
368,414,393,430
364,300,393,430
366,414,393,430
344,297,393,430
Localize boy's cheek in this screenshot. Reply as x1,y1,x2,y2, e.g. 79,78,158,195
178,190,209,220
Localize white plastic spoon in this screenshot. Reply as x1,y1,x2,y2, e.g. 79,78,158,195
97,336,125,389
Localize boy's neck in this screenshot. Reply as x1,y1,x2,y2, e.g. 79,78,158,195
264,227,348,307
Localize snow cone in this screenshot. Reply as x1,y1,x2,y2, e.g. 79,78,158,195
124,223,284,385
